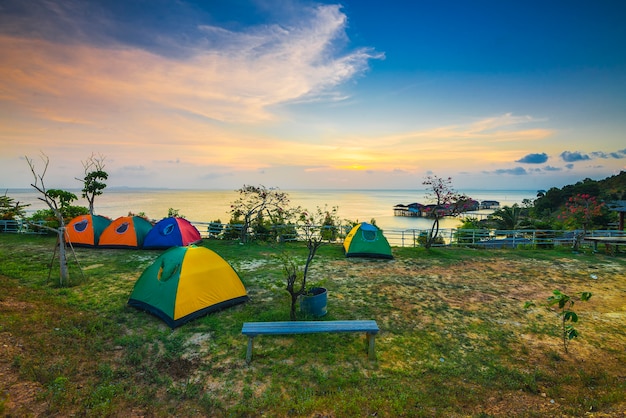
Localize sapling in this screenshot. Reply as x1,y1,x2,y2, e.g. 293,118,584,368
547,290,592,353
281,206,339,320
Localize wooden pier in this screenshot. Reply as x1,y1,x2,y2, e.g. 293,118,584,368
393,204,423,217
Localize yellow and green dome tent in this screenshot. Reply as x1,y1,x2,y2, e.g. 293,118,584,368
343,222,393,259
128,246,248,328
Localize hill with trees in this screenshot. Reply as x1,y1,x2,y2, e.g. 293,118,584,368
470,171,626,231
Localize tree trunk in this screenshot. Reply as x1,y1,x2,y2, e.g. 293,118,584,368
426,217,440,249
58,227,69,286
290,294,298,320
241,219,250,243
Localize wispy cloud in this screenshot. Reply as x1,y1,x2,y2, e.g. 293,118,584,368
490,167,528,176
0,3,382,129
592,150,626,159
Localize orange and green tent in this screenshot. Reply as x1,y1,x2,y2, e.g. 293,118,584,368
65,214,111,247
98,215,153,248
127,246,248,328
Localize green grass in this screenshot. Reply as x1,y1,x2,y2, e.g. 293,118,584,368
1,233,625,417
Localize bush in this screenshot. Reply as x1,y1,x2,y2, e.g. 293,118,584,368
417,231,445,246
30,206,89,229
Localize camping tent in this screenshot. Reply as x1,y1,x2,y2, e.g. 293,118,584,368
143,217,202,249
65,214,111,247
128,246,248,328
98,215,153,248
343,222,393,259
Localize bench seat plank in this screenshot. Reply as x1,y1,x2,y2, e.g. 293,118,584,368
242,320,378,336
242,320,379,364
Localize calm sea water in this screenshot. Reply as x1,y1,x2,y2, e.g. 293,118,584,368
6,188,537,231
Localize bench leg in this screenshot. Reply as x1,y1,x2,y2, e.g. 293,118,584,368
246,336,254,364
367,333,376,360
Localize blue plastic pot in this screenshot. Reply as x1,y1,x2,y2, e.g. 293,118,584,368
299,287,327,317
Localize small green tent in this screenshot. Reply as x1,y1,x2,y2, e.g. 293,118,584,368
343,222,393,259
128,246,248,328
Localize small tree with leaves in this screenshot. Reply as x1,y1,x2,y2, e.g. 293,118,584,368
422,175,470,249
230,185,291,243
167,208,185,218
1,191,29,220
489,204,523,231
76,153,108,216
525,289,592,354
548,290,593,353
558,194,604,251
282,206,339,320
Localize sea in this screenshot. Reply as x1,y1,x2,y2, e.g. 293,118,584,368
5,188,538,232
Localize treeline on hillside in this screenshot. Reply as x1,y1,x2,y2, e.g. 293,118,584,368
533,171,626,217
462,171,625,231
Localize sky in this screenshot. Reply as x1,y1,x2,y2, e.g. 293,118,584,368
1,0,625,191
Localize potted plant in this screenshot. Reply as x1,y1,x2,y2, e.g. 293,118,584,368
299,280,328,317
282,206,339,320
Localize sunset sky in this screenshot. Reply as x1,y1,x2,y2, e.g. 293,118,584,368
1,0,625,191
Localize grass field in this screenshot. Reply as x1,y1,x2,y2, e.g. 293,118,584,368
1,234,625,417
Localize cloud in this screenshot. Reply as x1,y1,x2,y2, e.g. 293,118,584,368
492,167,528,175
516,152,548,164
543,165,562,171
609,149,626,159
565,163,574,170
0,3,382,127
200,172,228,180
560,151,590,162
591,150,626,159
560,149,626,164
120,165,146,172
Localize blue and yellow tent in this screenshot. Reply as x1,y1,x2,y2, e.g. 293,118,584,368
343,222,393,259
128,246,248,328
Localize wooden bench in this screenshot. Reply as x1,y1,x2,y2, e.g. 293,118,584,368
241,320,379,364
585,236,626,254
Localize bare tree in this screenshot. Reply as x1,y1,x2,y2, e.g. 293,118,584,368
76,153,108,215
26,154,70,285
